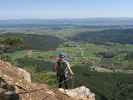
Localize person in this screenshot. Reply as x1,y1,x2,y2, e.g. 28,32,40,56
53,53,74,89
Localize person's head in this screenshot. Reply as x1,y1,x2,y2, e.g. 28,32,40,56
58,53,65,61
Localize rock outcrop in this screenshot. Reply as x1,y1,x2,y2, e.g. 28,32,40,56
0,60,95,100
59,86,95,100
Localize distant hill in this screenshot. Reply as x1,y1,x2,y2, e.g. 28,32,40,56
1,18,133,26
70,28,133,44
0,33,63,50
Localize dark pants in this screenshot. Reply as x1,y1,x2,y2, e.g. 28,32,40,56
57,74,68,89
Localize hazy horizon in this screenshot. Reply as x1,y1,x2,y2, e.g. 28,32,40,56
0,18,133,26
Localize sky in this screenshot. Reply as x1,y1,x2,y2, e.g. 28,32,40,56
0,0,133,19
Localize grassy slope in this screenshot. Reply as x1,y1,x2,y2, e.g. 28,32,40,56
73,64,133,100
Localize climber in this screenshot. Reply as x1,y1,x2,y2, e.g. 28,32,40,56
53,53,74,89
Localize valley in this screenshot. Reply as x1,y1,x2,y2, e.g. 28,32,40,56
0,19,133,100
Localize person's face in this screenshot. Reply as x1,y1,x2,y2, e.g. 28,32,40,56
59,57,65,61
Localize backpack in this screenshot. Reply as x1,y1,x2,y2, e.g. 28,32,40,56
56,60,68,76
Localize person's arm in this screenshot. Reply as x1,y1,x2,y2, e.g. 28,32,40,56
53,63,58,72
66,61,74,75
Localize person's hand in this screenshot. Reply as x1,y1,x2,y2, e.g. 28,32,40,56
71,72,74,76
70,72,74,79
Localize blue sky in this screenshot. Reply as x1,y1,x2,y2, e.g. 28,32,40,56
0,0,133,19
